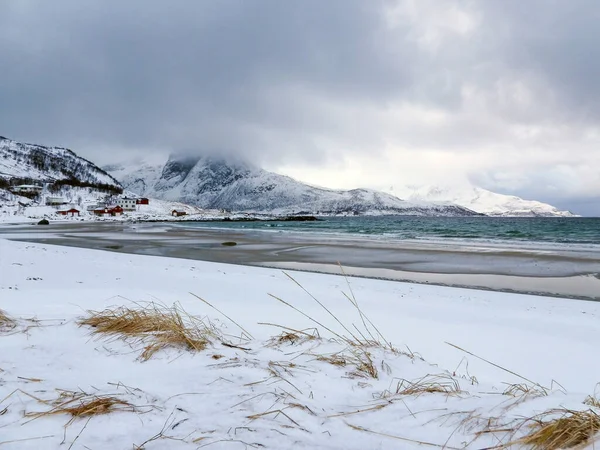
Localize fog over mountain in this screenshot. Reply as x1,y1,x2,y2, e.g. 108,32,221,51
1,1,599,215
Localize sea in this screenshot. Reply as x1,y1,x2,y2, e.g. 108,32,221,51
179,216,600,248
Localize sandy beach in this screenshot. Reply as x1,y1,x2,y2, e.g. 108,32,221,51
1,221,599,300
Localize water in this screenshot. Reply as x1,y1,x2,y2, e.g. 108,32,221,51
178,216,600,247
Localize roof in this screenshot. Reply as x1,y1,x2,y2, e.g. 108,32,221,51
15,184,42,189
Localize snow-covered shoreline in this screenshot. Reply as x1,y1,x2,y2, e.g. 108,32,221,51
1,239,599,449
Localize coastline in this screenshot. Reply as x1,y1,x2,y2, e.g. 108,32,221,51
1,221,599,300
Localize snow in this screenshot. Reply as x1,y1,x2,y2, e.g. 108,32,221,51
0,136,119,188
1,239,599,449
392,183,576,217
0,187,230,224
108,156,479,216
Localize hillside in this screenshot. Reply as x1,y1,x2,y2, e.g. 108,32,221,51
392,184,576,217
0,136,121,194
108,154,479,217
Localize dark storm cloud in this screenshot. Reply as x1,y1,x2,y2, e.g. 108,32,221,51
0,0,416,163
0,1,599,214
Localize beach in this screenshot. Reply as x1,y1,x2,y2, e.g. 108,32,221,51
1,221,599,300
1,237,600,449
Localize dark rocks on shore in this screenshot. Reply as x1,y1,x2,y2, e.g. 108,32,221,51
222,215,318,222
37,219,50,225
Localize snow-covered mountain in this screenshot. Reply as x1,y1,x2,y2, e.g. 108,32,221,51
107,154,479,216
391,184,576,217
0,136,121,192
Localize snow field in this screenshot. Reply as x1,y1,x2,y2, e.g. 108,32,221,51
1,240,599,449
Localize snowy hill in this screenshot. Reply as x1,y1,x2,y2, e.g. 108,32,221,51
0,136,121,191
392,184,576,217
108,154,479,216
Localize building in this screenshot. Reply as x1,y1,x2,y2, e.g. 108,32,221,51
117,197,137,211
172,210,187,217
108,206,124,216
46,197,66,206
93,207,110,216
57,208,80,217
136,198,149,205
13,185,42,195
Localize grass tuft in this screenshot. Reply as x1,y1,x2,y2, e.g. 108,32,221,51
511,408,600,449
388,374,464,398
585,395,600,409
26,390,135,426
502,382,547,399
78,302,218,361
0,309,16,332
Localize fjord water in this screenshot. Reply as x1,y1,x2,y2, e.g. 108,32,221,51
183,216,600,247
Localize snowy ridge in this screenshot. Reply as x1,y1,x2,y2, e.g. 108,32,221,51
392,184,576,217
0,136,120,188
108,154,480,217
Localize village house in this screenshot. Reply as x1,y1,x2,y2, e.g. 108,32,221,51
93,205,124,217
13,184,43,195
93,207,109,216
46,197,66,206
171,210,187,217
117,197,137,211
56,208,80,217
136,198,149,205
109,206,124,216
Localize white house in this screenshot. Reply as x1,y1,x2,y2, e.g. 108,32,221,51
46,197,66,206
13,185,42,195
117,197,137,211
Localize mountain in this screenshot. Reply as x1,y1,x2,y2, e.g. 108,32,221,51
391,184,576,217
0,136,121,193
107,154,479,216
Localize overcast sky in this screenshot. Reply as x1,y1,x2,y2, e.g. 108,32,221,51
1,1,599,215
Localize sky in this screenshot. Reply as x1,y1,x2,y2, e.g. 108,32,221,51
1,1,599,215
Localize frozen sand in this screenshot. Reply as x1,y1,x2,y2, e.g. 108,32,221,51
1,239,600,449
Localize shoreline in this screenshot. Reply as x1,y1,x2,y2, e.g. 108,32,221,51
1,221,599,300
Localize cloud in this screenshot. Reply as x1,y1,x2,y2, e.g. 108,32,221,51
0,0,598,214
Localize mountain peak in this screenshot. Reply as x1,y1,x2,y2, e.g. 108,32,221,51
108,157,479,216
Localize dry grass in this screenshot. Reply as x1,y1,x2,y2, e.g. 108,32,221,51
262,324,320,347
509,408,600,449
502,382,548,399
266,269,403,379
25,390,135,426
584,384,600,409
316,353,348,367
314,348,378,379
78,302,219,361
585,395,600,409
384,374,463,398
0,309,16,332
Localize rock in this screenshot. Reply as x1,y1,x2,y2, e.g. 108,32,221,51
37,219,50,225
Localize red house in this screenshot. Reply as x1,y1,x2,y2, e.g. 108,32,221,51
57,208,80,217
93,207,109,216
172,210,187,217
136,198,149,205
107,206,124,216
